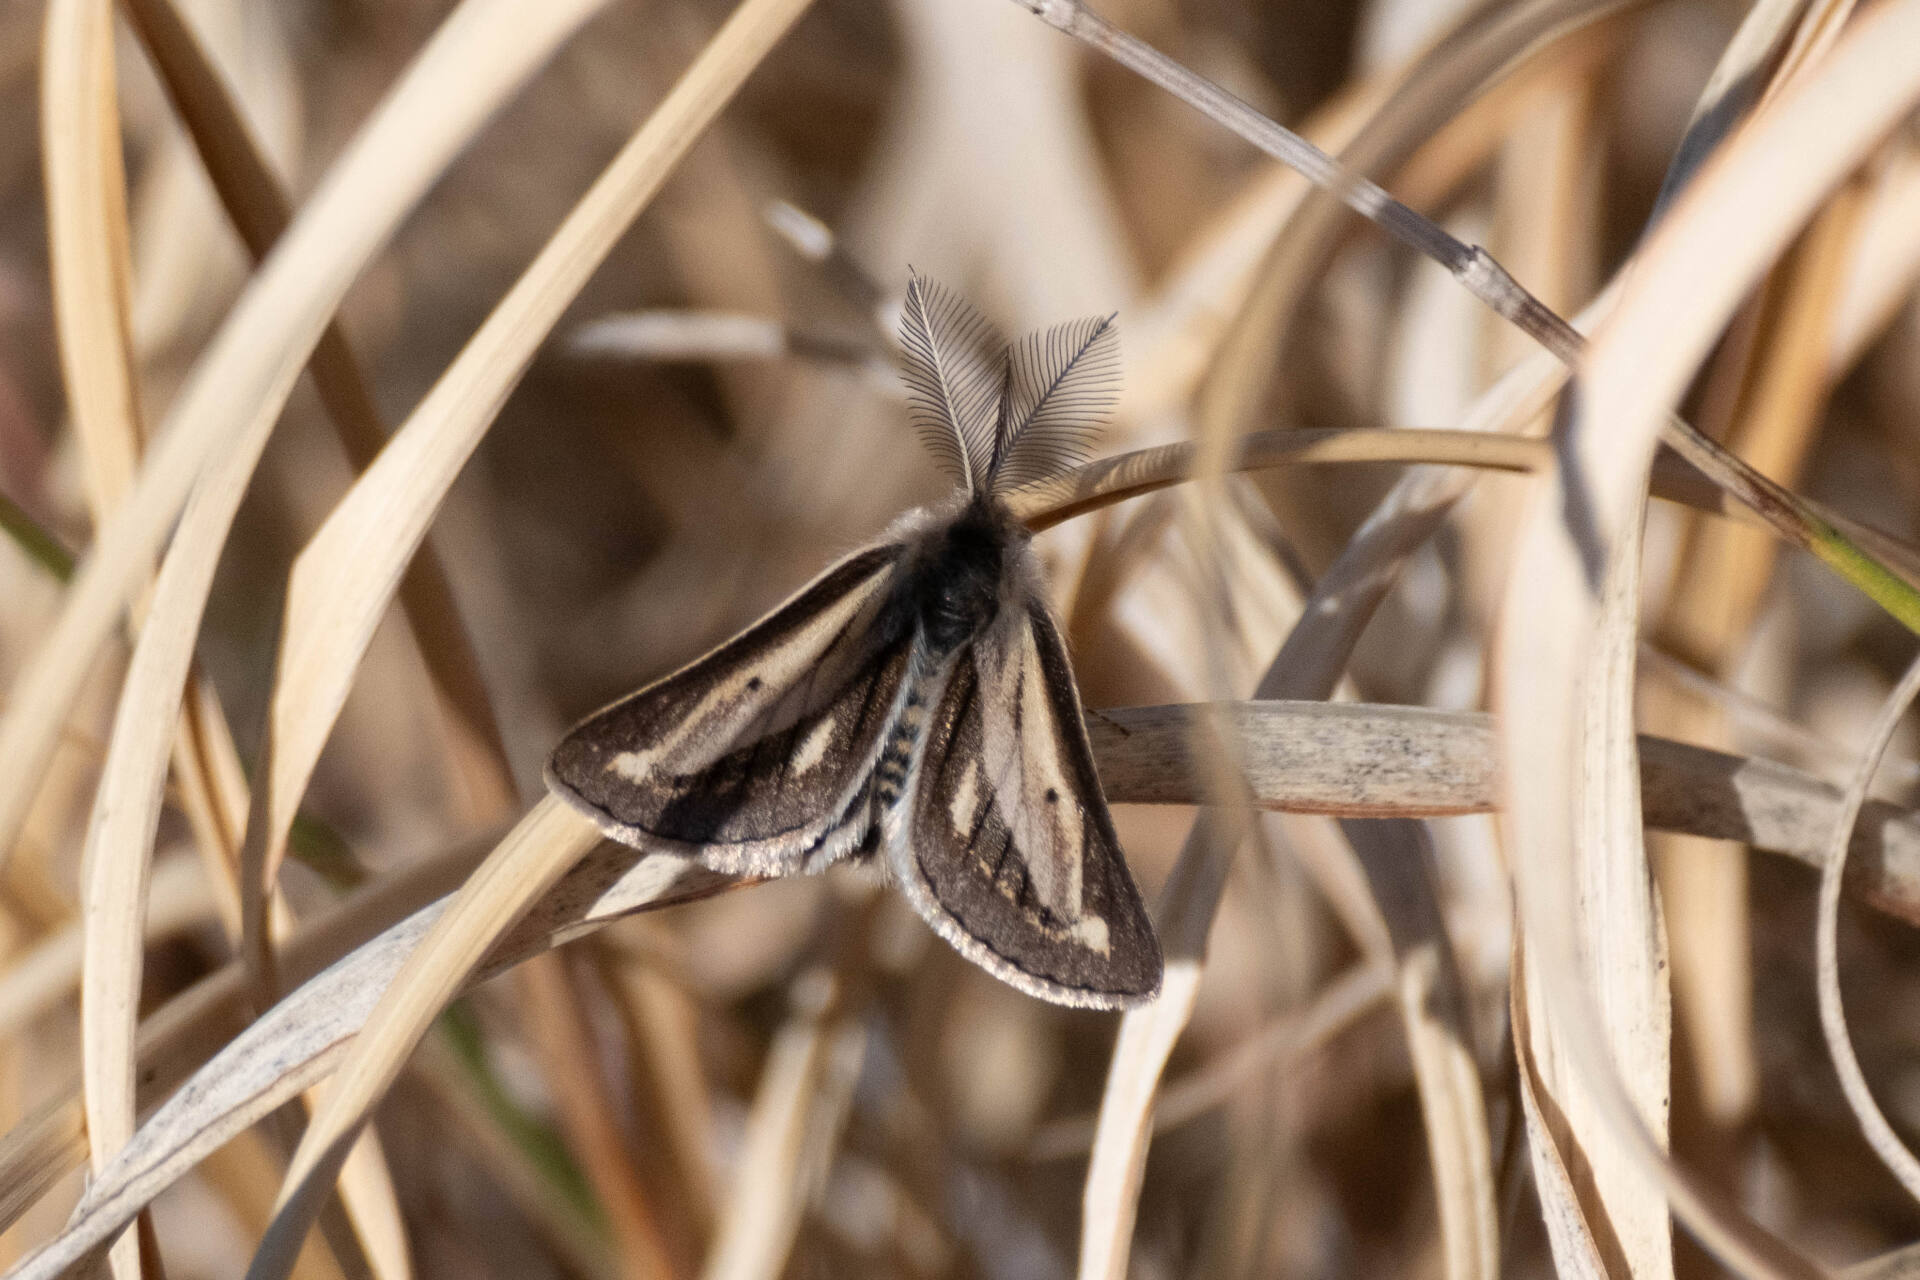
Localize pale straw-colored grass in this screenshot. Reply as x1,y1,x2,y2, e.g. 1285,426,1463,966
1500,3,1920,1276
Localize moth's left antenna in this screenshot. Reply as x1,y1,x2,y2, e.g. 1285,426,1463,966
897,271,1008,492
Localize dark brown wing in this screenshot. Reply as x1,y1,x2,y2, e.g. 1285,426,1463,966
887,600,1161,1007
546,545,910,875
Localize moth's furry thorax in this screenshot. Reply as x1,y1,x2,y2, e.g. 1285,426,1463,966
901,495,1027,657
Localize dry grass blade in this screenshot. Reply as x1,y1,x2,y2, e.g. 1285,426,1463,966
1497,2,1920,1273
1648,0,1811,215
1498,56,1654,1255
41,4,183,1275
40,0,145,1224
119,0,516,814
1815,648,1920,1200
12,0,1920,1265
1510,941,1611,1279
1070,201,1624,1280
1830,140,1920,363
1031,0,1920,631
1524,498,1672,1279
1773,0,1860,94
244,0,822,988
1357,824,1499,1280
41,0,140,514
0,0,610,871
1077,892,1220,1280
0,1103,85,1256
77,430,256,1277
1091,701,1496,814
43,0,406,1254
1008,428,1546,529
52,0,603,1251
1073,474,1276,1280
246,798,599,1279
1103,702,1920,922
1089,15,1651,1267
0,827,661,1246
701,966,866,1280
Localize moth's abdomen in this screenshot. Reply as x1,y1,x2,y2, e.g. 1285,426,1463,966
872,673,936,809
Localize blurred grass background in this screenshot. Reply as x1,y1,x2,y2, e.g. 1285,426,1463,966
3,0,1920,1275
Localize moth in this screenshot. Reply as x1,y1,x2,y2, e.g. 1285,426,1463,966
545,273,1161,1008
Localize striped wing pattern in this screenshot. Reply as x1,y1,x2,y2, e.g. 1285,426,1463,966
546,546,910,875
891,600,1161,1007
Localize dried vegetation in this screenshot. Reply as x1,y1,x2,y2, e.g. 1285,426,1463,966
3,0,1920,1275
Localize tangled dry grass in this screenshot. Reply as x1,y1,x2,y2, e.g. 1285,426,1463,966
3,0,1920,1275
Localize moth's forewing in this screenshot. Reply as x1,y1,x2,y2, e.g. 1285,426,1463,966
546,544,911,876
890,598,1162,1008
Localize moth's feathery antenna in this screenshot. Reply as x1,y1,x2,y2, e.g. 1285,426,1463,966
992,312,1121,492
988,356,1015,477
897,271,1009,494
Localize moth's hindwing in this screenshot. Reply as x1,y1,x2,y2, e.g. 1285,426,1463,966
892,599,1162,1008
546,545,911,875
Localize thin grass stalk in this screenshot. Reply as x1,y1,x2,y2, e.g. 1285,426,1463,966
1646,0,1813,214
1009,428,1544,529
38,4,152,1266
1641,0,1875,1130
1131,13,1634,1273
1521,492,1672,1278
234,0,822,1244
1482,19,1638,1277
1829,142,1920,365
1815,648,1920,1200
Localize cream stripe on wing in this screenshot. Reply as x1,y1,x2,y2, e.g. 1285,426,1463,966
606,568,889,781
975,613,1083,919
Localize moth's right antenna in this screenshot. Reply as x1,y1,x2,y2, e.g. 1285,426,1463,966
991,312,1120,492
